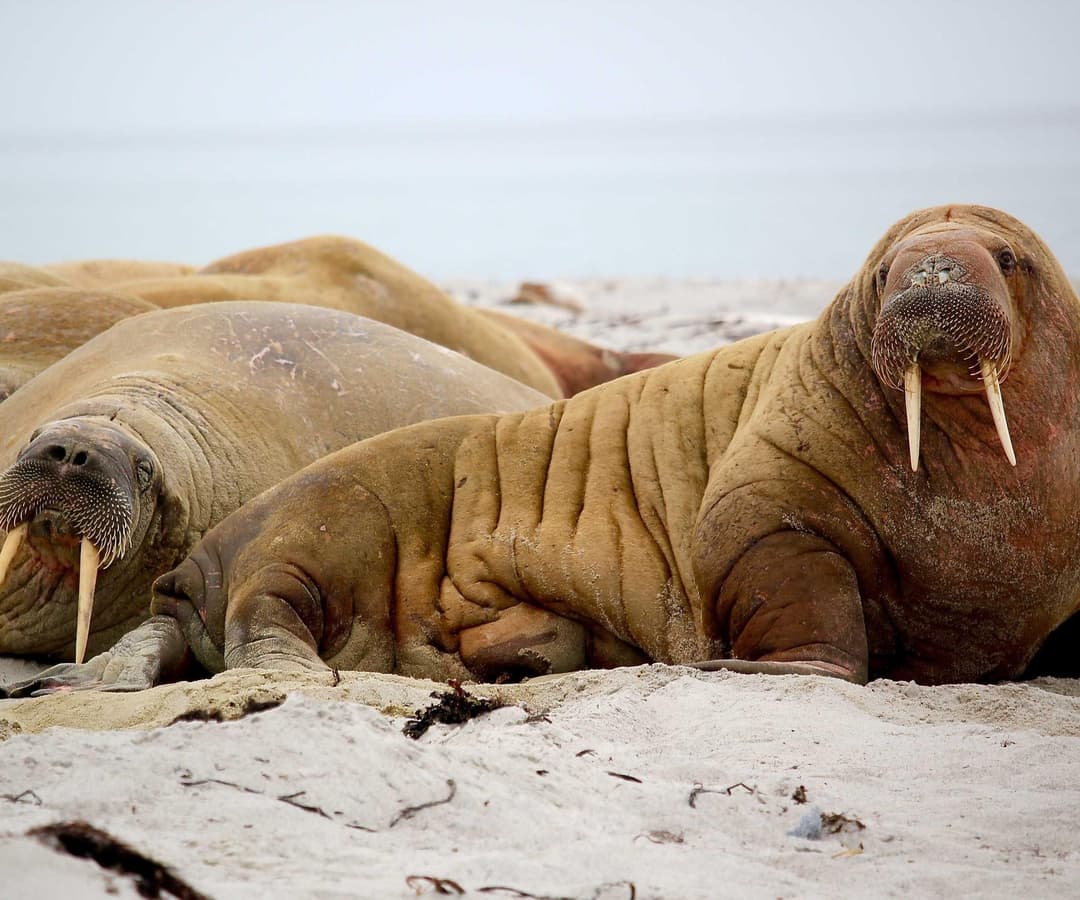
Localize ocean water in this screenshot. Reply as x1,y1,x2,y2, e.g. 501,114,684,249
2,114,1078,279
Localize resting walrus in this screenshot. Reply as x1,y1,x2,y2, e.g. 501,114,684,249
110,236,676,397
0,288,158,401
12,204,1076,692
0,302,547,685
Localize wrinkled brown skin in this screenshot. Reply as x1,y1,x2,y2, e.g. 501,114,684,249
476,307,678,397
0,302,548,665
0,288,158,401
146,205,1080,688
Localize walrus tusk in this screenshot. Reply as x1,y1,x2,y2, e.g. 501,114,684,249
0,522,27,588
75,538,101,665
980,358,1016,466
904,363,921,471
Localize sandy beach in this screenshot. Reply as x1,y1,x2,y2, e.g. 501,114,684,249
1,278,1079,899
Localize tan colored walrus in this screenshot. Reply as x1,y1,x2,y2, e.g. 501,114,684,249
43,259,195,287
112,238,562,395
0,288,158,401
9,203,1074,694
0,302,548,683
0,263,70,294
109,236,671,398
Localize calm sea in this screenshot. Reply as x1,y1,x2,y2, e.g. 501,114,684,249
2,114,1078,279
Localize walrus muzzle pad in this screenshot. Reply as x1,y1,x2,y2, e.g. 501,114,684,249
869,232,1024,470
0,418,160,661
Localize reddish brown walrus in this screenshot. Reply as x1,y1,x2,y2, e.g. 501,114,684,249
9,204,1075,693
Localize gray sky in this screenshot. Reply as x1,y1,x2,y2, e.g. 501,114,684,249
3,0,1078,134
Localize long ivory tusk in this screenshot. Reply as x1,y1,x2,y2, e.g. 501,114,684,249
75,539,101,665
980,358,1016,466
904,363,922,471
0,522,27,588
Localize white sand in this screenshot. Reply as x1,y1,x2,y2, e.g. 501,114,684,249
1,279,1079,899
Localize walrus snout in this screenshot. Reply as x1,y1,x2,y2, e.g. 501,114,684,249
0,418,157,663
870,239,1018,471
0,422,142,566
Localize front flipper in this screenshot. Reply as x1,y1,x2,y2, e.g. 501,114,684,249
223,564,331,673
0,615,192,697
703,531,870,684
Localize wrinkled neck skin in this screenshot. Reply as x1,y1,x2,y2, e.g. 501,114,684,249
0,388,198,659
759,222,1080,681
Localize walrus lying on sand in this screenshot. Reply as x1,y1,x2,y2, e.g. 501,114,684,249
8,204,1074,694
105,236,675,397
0,302,548,685
0,288,158,401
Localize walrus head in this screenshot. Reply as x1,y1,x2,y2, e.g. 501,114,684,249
866,212,1042,471
0,417,162,662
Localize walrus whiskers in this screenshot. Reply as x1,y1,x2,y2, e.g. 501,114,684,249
904,363,922,471
75,539,101,666
980,358,1016,466
0,522,27,588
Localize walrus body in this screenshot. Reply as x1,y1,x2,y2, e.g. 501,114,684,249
0,263,69,294
71,204,1069,692
0,289,158,401
475,307,678,397
115,236,670,398
115,237,565,396
43,259,195,288
0,302,548,672
4,237,672,400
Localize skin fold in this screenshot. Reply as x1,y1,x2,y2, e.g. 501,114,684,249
12,204,1080,693
0,302,548,685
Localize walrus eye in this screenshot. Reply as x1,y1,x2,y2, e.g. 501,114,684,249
997,249,1017,274
877,263,889,293
135,458,154,491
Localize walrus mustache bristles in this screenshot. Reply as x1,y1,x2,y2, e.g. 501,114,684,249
873,281,1016,471
0,460,136,664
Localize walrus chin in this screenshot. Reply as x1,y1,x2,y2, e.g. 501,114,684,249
870,249,1016,471
0,423,144,663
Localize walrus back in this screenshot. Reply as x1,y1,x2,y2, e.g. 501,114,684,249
365,326,808,669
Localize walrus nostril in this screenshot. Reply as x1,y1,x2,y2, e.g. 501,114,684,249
71,451,88,467
46,445,66,462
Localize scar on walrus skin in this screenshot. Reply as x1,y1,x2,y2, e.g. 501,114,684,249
8,204,1080,694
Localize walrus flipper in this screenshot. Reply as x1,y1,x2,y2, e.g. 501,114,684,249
705,531,870,684
0,616,191,696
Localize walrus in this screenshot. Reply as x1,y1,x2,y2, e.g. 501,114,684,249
0,263,69,294
0,288,158,401
15,204,1073,693
0,301,548,684
110,235,669,397
43,259,195,288
474,307,677,397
